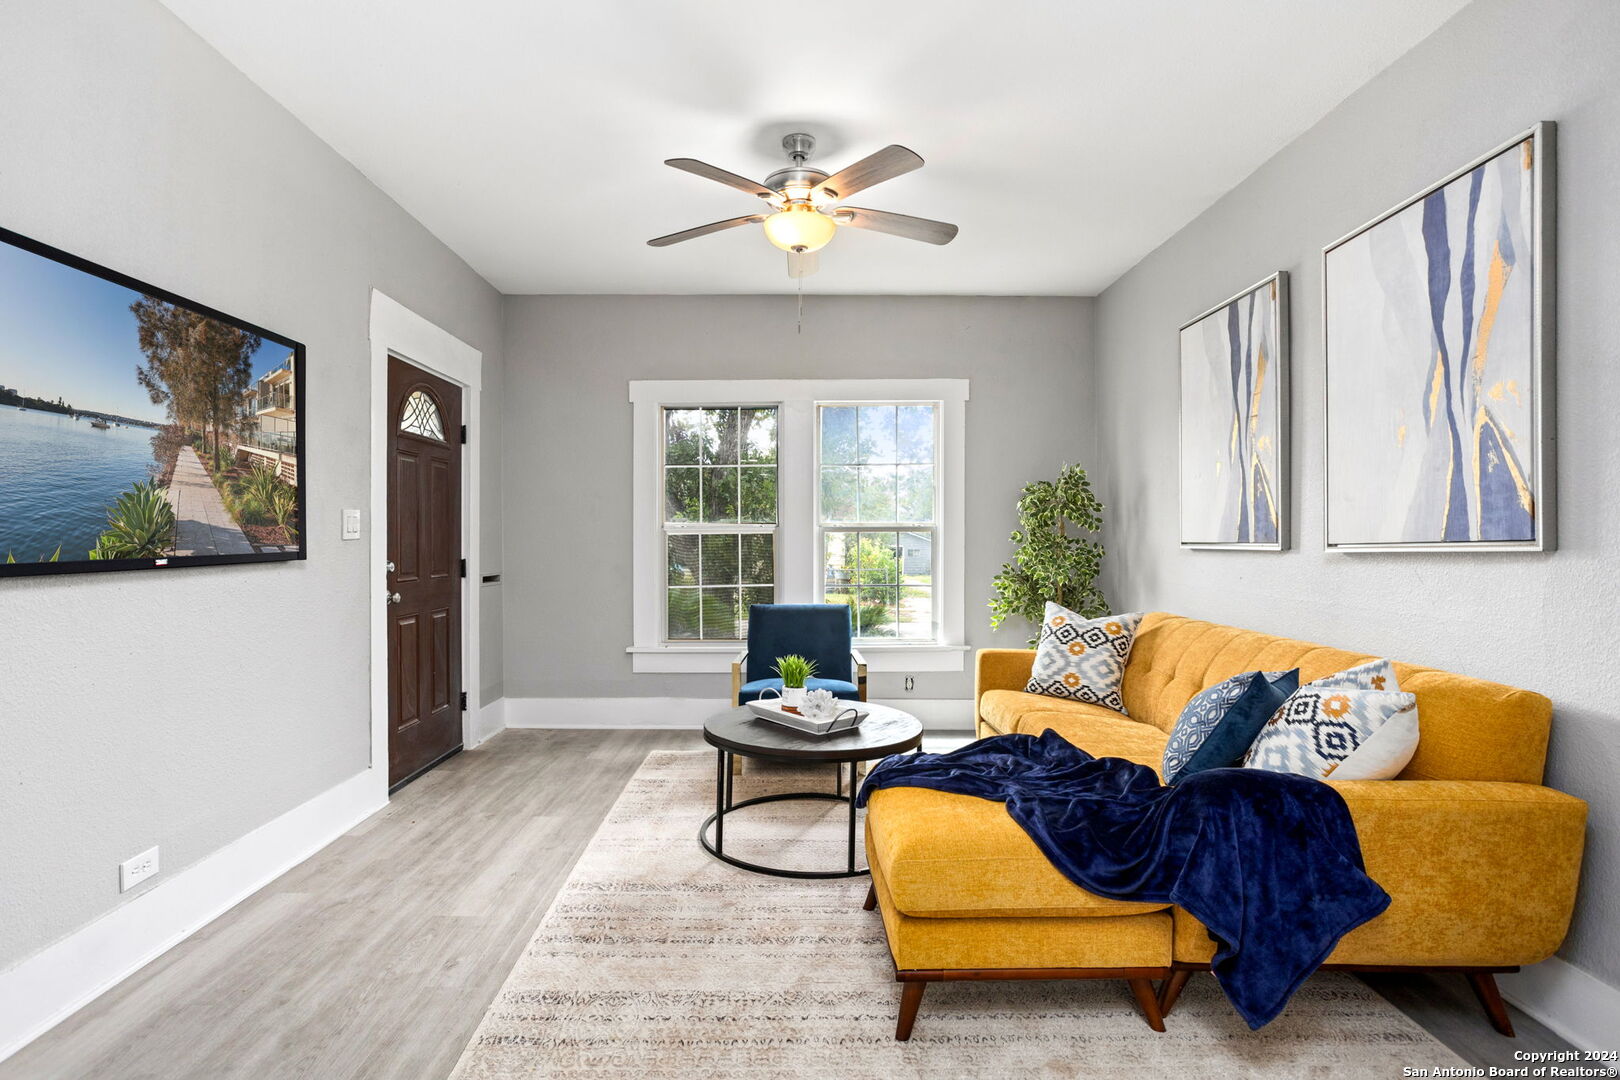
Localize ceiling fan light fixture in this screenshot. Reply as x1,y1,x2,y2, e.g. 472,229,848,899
762,205,837,253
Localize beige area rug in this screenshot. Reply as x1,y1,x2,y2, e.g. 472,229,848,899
450,750,1466,1078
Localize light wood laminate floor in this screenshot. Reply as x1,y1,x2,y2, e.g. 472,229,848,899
3,729,1571,1079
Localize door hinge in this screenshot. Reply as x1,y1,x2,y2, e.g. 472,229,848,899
460,423,467,445
460,691,468,712
459,557,467,578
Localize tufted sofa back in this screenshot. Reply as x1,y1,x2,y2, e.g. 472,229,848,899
1121,613,1551,784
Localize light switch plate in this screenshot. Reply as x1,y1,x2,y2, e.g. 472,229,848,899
341,508,361,540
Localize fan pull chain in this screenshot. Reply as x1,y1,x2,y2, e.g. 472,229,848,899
796,273,804,335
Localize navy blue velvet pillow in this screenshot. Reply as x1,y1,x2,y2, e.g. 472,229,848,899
1162,669,1300,785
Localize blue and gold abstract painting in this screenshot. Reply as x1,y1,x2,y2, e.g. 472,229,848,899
1180,273,1287,547
1326,135,1544,547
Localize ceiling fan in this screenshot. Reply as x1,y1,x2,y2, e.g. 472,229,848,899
647,133,958,278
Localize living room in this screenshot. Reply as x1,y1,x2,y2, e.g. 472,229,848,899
0,1,1614,1077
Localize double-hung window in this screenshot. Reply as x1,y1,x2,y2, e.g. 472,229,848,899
630,380,968,673
662,407,777,641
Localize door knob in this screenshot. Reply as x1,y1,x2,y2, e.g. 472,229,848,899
387,591,401,605
386,560,396,572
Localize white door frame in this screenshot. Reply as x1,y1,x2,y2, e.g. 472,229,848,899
368,290,484,800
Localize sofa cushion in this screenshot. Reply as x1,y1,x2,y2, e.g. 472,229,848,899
979,689,1119,735
738,676,859,703
865,786,1170,919
1012,710,1170,775
1025,604,1143,712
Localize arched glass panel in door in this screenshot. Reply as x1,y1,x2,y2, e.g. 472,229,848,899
399,389,445,441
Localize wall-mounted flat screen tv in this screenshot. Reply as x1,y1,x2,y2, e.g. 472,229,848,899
0,226,305,577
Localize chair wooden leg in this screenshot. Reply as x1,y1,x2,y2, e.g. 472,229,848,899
862,883,877,911
1466,972,1516,1037
1128,978,1167,1032
895,981,927,1041
1157,968,1192,1017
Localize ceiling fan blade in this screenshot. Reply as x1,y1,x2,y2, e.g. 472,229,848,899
834,206,958,245
664,158,780,202
811,145,924,203
646,214,764,247
786,250,819,279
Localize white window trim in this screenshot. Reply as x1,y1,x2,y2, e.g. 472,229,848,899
629,379,969,673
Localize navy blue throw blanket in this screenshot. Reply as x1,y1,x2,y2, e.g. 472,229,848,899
857,731,1390,1028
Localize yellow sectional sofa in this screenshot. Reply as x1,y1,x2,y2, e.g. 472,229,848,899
863,612,1588,1039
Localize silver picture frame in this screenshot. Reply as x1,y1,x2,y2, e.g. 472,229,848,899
1178,271,1291,550
1322,121,1556,553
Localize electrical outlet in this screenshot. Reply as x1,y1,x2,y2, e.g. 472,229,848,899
120,846,159,892
904,676,916,693
341,508,362,540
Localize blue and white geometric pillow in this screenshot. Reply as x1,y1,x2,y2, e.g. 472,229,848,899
1025,604,1143,713
1313,658,1400,692
1161,669,1298,784
1244,685,1419,780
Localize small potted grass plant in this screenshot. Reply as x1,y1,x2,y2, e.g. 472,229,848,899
772,654,817,708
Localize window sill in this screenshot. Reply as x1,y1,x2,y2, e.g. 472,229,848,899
626,643,970,674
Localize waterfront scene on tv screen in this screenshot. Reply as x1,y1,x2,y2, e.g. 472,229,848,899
0,236,301,568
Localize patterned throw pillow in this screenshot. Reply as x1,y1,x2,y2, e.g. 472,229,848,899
1244,681,1419,781
1161,669,1300,785
1025,604,1143,713
1313,658,1401,692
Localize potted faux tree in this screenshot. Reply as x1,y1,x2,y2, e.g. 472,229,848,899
772,654,817,708
989,463,1108,645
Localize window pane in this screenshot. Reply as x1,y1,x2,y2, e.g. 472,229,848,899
899,585,933,639
821,466,858,523
668,588,700,639
702,408,738,464
665,408,702,465
700,533,739,585
856,586,898,638
740,533,774,585
856,531,899,585
701,467,738,522
667,534,699,586
896,405,935,463
858,405,897,464
400,390,445,441
742,585,774,617
701,587,742,640
896,465,934,522
665,467,699,522
820,406,857,464
740,408,777,464
740,467,776,523
898,530,933,583
858,466,897,522
823,531,854,593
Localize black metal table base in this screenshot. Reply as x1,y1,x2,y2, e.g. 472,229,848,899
698,747,867,879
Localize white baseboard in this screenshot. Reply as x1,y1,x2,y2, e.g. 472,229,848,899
0,768,385,1065
1500,955,1620,1052
467,697,506,749
504,696,974,732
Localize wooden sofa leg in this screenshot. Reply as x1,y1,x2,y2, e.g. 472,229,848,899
1466,972,1516,1037
1128,978,1167,1032
895,981,927,1041
862,883,877,911
1157,969,1192,1017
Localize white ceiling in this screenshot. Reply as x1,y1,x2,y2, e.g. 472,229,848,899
158,0,1469,296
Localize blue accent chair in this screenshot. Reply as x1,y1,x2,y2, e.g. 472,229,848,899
732,604,868,705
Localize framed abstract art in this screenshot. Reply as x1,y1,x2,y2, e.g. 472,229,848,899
1179,271,1289,550
1323,122,1555,552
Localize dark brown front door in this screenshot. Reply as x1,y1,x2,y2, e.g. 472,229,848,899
387,356,463,790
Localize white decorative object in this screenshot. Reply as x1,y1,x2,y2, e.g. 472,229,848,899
746,700,867,736
800,688,839,719
781,686,806,707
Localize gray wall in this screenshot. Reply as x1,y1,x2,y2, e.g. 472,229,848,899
1092,0,1620,988
500,295,1093,702
0,0,504,969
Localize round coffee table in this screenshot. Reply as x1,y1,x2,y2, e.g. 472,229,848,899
700,703,924,879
